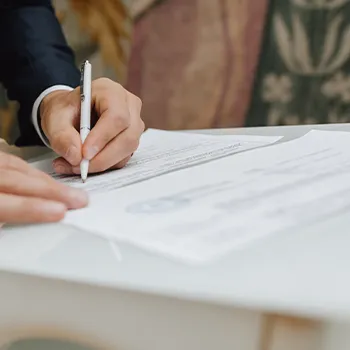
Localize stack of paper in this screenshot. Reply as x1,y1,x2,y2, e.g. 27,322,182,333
28,129,283,264
52,129,350,264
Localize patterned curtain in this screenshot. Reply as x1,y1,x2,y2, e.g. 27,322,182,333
247,0,350,126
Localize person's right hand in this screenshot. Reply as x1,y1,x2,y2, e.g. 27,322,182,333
0,151,88,224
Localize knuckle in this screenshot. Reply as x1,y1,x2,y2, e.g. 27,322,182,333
124,134,140,151
94,77,114,89
133,95,142,108
111,112,130,129
140,119,145,132
0,170,13,189
99,77,112,84
0,153,22,170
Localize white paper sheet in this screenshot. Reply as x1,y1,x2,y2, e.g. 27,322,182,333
31,129,282,193
63,130,350,264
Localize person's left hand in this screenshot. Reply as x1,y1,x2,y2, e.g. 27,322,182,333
40,78,144,175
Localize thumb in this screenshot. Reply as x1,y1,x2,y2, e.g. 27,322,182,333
49,126,82,166
41,90,82,166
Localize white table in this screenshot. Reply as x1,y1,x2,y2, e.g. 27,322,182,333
1,124,350,350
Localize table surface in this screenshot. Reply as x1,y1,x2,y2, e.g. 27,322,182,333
2,123,350,322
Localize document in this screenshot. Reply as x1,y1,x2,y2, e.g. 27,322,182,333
31,129,282,193
63,130,350,264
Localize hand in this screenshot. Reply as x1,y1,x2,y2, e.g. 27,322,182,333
40,78,145,175
0,151,88,224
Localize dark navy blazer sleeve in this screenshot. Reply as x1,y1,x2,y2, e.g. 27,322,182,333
0,0,80,146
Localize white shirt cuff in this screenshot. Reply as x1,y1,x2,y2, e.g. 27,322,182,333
32,85,74,148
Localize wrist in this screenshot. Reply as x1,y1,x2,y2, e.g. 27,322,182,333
32,85,74,148
40,90,70,118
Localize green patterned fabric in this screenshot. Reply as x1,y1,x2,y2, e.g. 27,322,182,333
247,0,350,126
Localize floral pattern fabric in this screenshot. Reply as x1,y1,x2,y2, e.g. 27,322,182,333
246,0,350,126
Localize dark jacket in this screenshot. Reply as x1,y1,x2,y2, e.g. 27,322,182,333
0,0,80,146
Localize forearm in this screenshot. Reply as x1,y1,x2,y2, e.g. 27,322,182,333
0,1,80,146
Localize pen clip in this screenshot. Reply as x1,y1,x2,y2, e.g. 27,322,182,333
80,61,86,102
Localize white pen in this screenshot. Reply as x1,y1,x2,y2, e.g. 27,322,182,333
80,60,92,182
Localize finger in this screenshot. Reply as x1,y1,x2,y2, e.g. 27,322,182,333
0,152,33,173
77,122,142,173
52,156,133,175
52,157,73,175
0,152,54,183
126,91,143,127
53,153,134,175
82,81,131,161
50,127,82,166
0,193,66,224
72,155,133,175
81,92,143,173
101,92,142,170
41,89,82,166
0,169,88,210
113,155,132,169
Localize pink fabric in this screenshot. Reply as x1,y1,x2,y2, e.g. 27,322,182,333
126,0,268,130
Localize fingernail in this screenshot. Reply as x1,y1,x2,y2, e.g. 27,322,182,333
53,162,69,174
85,146,99,160
67,188,89,208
